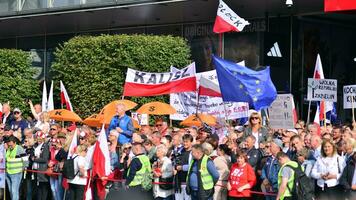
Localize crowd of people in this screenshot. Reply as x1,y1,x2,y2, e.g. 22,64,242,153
0,101,356,200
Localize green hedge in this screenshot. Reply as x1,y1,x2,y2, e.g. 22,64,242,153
0,49,39,117
51,34,191,118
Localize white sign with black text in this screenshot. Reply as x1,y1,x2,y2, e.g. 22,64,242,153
307,78,337,102
343,85,356,109
268,94,295,129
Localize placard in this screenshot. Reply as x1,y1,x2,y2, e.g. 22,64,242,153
268,94,295,129
307,78,337,102
343,85,356,109
131,113,149,125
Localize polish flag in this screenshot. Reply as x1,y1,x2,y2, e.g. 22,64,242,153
291,96,298,124
67,128,78,159
92,125,111,200
60,81,73,111
123,63,196,97
41,81,47,112
213,0,250,33
199,77,221,97
313,54,333,125
47,81,54,111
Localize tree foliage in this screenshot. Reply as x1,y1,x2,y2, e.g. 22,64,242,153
51,34,191,118
0,49,40,116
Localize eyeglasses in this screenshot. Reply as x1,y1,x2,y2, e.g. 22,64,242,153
155,124,163,127
14,112,20,115
79,137,85,140
50,128,57,131
124,147,131,150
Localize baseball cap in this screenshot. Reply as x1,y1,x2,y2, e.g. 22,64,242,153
234,126,244,132
272,138,283,149
287,129,298,135
13,108,21,113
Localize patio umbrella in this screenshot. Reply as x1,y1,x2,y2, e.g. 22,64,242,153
48,109,82,122
98,99,137,125
136,101,176,115
180,113,216,127
84,113,141,129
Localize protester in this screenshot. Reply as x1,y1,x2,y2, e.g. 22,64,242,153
227,151,256,200
32,131,50,200
5,135,27,200
109,103,134,145
153,144,174,200
296,148,314,177
10,108,28,135
186,144,219,200
68,144,89,200
155,118,169,136
311,139,346,200
213,144,231,200
244,135,263,170
48,138,62,200
1,103,14,126
242,112,268,149
340,151,356,200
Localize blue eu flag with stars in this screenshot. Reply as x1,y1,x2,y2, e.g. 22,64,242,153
213,55,277,111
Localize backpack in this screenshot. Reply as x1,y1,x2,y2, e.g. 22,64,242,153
286,163,315,200
62,156,79,179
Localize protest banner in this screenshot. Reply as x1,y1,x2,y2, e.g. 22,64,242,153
268,94,295,129
307,78,337,102
131,112,149,125
170,69,249,120
343,85,356,109
123,63,196,96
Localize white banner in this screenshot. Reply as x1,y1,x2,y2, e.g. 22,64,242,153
343,85,356,109
0,144,5,188
170,69,249,120
307,78,337,102
268,94,295,129
131,113,149,125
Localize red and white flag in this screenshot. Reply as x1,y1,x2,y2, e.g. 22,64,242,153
199,77,221,97
67,128,78,159
123,63,196,96
291,96,298,124
60,81,73,111
92,125,111,200
313,54,333,125
41,81,48,112
213,0,250,33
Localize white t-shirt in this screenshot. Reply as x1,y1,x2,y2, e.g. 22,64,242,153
252,131,259,149
67,155,88,185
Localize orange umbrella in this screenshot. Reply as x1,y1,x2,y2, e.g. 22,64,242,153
136,101,176,115
98,99,137,125
180,114,216,127
48,109,82,122
83,114,101,127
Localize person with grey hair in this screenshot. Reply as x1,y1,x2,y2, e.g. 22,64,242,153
108,103,134,145
153,144,174,199
307,124,318,136
244,135,263,170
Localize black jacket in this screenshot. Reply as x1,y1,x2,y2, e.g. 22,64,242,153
245,147,263,170
33,142,50,182
340,157,355,196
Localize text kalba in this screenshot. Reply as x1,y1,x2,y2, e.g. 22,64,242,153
133,68,191,84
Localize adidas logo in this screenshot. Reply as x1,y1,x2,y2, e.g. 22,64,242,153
267,42,282,57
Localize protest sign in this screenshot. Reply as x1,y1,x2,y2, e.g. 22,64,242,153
131,112,149,125
123,63,196,96
307,78,337,102
170,69,249,120
268,94,295,129
343,85,356,109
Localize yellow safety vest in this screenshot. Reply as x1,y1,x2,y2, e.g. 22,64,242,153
128,154,151,187
6,145,24,174
277,160,298,200
187,155,214,190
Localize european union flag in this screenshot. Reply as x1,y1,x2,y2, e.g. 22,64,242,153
213,55,277,111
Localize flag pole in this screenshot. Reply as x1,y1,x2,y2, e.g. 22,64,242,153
323,99,326,129
306,101,311,125
352,97,355,123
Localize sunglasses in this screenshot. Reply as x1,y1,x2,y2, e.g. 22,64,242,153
79,137,85,140
124,147,131,150
155,124,163,127
14,112,20,115
0,128,4,130
50,128,57,131
251,117,259,120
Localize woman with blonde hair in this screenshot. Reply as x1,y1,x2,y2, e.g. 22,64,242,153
242,112,268,149
311,139,346,200
35,111,50,134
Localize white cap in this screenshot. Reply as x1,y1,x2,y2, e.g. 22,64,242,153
287,129,298,134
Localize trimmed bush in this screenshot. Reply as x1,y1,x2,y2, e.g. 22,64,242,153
0,49,39,116
51,34,191,117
